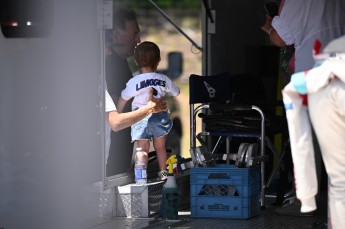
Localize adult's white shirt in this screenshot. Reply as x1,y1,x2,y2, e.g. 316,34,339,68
272,0,345,72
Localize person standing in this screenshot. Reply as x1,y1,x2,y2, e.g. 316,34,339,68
116,41,180,180
261,0,345,216
283,35,345,227
105,9,141,176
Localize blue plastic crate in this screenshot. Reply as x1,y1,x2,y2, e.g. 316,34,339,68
190,164,261,219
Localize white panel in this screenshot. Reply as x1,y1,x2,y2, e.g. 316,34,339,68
0,1,103,228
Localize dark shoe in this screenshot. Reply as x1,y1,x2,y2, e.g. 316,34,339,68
270,201,283,207
274,199,316,217
270,198,285,206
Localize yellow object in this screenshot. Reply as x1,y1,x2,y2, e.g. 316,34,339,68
166,155,177,174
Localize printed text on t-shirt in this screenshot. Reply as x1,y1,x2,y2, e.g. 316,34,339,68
136,79,166,91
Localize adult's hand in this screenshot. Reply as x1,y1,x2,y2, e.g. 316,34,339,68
261,15,273,34
261,15,286,47
146,88,168,114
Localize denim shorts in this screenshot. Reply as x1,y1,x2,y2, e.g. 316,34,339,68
131,112,173,141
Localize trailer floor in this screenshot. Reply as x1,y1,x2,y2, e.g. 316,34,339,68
90,195,328,229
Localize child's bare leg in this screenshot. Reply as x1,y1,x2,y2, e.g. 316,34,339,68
136,140,150,165
153,136,168,171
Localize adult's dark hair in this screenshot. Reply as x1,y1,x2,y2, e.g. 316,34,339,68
135,41,161,69
113,9,137,30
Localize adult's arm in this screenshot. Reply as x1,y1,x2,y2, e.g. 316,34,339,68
116,96,128,113
107,107,151,132
272,0,314,48
261,0,312,48
261,16,286,47
269,28,287,47
107,89,167,132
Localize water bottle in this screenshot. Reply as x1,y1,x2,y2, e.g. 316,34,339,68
134,147,147,184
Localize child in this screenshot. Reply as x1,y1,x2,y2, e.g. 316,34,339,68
116,41,180,180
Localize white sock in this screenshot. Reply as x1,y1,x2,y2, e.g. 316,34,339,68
300,197,317,212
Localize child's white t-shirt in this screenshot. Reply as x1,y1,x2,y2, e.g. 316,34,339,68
121,72,180,110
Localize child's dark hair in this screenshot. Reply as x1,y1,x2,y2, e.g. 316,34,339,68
134,41,161,69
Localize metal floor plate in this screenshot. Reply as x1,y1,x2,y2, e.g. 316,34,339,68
91,196,327,229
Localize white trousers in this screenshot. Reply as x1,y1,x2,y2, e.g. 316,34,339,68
308,78,345,229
